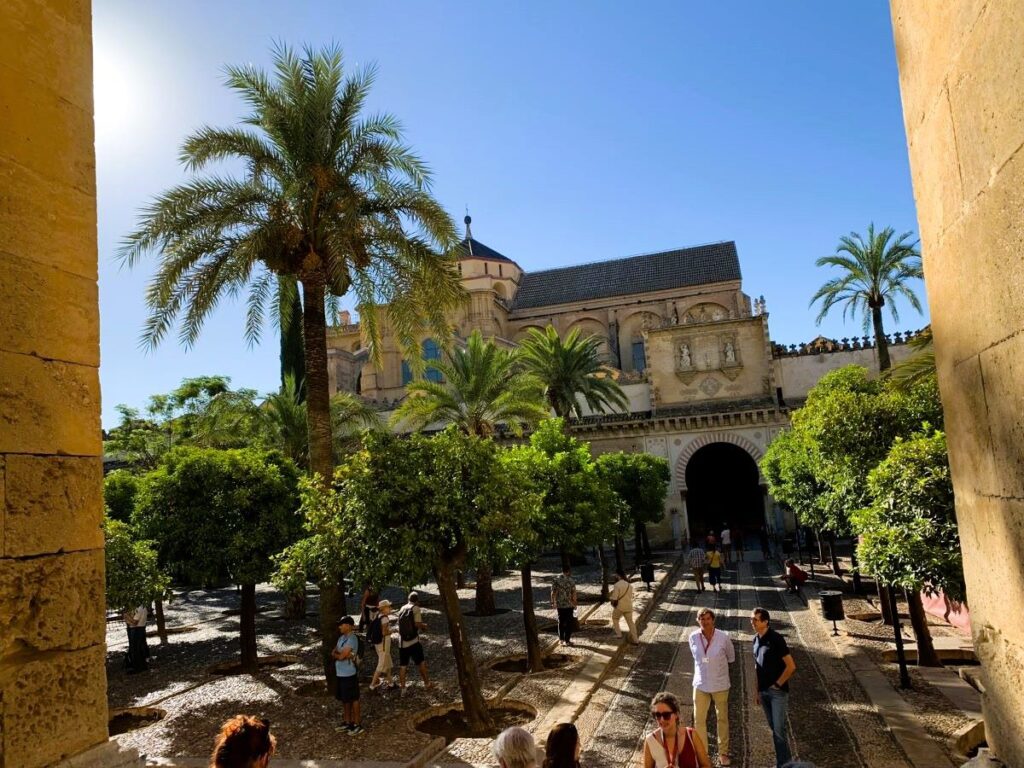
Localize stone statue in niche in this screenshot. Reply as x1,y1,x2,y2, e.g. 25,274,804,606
724,341,736,363
679,342,692,368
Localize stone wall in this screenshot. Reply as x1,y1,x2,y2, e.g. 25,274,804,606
891,2,1024,764
0,1,111,766
775,342,915,404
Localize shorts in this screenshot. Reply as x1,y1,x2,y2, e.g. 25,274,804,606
399,641,425,667
335,674,359,702
708,567,722,585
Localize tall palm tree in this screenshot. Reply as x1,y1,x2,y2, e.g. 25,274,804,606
391,330,547,614
811,224,924,371
390,330,547,437
119,44,465,688
518,326,629,420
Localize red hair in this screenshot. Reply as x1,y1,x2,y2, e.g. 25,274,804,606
209,715,276,768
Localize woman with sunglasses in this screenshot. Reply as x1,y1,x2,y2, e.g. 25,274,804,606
642,692,711,768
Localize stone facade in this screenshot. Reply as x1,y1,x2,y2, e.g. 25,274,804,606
891,2,1024,764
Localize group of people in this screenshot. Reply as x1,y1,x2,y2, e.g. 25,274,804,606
551,565,640,646
687,525,776,592
330,590,433,735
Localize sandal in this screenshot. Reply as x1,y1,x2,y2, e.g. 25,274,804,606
719,754,732,766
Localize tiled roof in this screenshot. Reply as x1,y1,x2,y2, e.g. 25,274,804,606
510,242,741,311
457,237,515,263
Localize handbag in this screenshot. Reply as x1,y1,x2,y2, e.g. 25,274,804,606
610,598,619,608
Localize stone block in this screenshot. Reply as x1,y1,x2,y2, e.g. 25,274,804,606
939,355,996,500
0,549,105,656
947,0,1024,202
0,351,101,456
978,334,1024,500
0,456,4,558
0,55,95,195
0,645,108,768
0,0,93,112
0,252,99,365
906,87,963,243
921,143,1024,362
0,156,98,280
3,455,103,558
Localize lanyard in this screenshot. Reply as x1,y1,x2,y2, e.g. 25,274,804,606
700,630,715,656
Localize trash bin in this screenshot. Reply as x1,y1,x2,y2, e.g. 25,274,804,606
639,562,655,591
819,590,845,635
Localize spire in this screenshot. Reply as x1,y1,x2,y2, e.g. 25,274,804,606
464,207,473,255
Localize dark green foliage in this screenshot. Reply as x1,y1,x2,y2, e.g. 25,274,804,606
103,470,140,523
596,451,671,532
104,517,170,613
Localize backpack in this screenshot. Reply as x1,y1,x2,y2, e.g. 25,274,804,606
366,615,384,645
354,633,366,665
397,606,419,643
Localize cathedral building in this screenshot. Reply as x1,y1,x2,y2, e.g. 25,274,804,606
326,216,917,546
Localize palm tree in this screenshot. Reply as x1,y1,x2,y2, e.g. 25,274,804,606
887,327,935,391
119,44,465,689
518,326,629,420
391,330,547,614
811,224,924,371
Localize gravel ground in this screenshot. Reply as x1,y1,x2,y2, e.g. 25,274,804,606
108,553,675,761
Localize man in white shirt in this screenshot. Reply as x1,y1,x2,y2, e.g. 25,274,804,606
720,525,732,565
687,607,736,766
608,568,638,644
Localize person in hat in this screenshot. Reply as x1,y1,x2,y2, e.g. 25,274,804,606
331,616,363,734
368,599,394,691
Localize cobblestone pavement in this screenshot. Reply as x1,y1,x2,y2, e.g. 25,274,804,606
581,551,916,768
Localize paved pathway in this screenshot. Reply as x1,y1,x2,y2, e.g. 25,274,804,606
581,551,916,768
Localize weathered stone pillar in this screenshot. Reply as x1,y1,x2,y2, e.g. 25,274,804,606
0,2,134,766
891,3,1024,765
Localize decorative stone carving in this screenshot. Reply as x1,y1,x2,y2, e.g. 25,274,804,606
683,302,729,324
699,376,722,396
679,343,692,368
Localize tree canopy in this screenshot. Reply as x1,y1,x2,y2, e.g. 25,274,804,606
104,517,170,614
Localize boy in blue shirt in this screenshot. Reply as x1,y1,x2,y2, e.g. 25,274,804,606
332,616,363,734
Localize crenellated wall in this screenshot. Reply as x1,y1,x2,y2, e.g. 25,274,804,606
891,1,1024,764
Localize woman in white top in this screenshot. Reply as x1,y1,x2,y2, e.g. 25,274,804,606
642,691,711,768
687,608,736,766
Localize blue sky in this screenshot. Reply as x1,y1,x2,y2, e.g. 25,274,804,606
94,2,926,427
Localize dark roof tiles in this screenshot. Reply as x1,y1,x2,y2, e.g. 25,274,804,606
457,237,515,263
511,241,741,311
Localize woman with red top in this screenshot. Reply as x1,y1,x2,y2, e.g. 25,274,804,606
642,692,711,768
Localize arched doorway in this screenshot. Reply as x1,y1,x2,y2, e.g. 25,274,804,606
684,443,762,541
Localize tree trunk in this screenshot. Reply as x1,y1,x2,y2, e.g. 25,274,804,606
240,583,258,671
279,275,306,402
285,585,307,620
641,525,652,558
319,579,346,692
456,570,466,589
521,564,544,673
634,521,644,567
301,273,334,482
878,584,895,625
828,532,841,575
614,537,626,574
560,548,571,572
474,563,496,616
154,598,168,644
436,559,495,734
816,529,826,563
850,543,863,595
906,589,942,667
872,304,891,371
596,545,610,601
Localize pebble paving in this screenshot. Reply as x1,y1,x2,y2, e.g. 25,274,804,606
581,551,915,768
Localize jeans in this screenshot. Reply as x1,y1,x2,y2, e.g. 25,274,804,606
759,688,791,767
557,607,575,643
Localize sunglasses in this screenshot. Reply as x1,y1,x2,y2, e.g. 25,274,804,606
652,711,675,720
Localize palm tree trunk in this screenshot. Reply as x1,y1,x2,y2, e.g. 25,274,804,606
279,275,306,402
474,563,496,616
435,559,495,734
319,579,346,693
872,304,891,371
301,273,334,482
240,582,259,671
522,564,544,673
906,589,942,667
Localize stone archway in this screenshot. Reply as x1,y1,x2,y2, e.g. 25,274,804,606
675,431,763,490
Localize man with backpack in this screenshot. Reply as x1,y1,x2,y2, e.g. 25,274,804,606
397,592,432,696
368,599,393,691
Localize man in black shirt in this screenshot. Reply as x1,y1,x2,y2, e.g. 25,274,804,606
750,607,797,768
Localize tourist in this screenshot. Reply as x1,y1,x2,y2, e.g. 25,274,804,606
750,607,797,768
368,598,393,691
544,722,582,768
493,726,539,768
706,544,723,592
397,591,432,695
782,559,809,594
720,524,732,565
759,526,772,559
124,604,149,674
332,616,363,734
731,524,744,561
551,565,578,647
209,714,276,767
704,530,717,549
609,568,638,643
358,583,379,631
687,539,707,592
642,691,711,768
687,608,736,766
